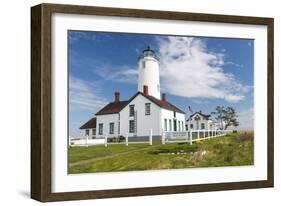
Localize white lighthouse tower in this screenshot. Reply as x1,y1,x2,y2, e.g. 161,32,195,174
138,46,161,99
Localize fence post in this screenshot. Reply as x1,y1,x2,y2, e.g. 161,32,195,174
162,129,165,145
126,133,128,146
197,130,200,140
189,129,193,145
85,135,89,147
149,128,153,145
105,136,107,147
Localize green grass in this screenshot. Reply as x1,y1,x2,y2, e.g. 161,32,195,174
68,132,254,174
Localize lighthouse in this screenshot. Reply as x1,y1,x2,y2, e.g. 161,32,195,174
82,46,186,140
137,46,161,99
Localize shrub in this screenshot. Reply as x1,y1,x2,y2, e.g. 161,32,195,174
236,131,254,143
118,136,126,142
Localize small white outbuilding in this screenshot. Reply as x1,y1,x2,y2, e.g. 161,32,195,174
186,111,218,131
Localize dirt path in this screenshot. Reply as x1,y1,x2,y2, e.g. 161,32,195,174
69,145,158,167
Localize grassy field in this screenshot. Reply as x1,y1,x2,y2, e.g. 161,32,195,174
68,132,254,174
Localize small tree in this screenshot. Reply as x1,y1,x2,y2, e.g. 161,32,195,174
212,106,239,130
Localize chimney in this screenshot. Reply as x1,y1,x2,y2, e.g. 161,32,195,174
114,91,120,102
162,93,167,102
143,85,149,95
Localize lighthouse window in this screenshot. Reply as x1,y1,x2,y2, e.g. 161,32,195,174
98,123,103,135
169,119,172,131
129,120,135,133
109,122,114,134
129,105,135,117
142,61,146,68
145,103,151,115
201,123,205,129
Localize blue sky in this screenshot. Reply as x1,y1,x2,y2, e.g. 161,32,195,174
68,31,254,136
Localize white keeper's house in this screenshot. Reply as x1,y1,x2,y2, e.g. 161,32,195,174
80,47,186,139
186,111,218,131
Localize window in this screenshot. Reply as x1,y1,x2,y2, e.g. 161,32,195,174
109,122,114,134
98,123,103,135
92,129,96,137
173,120,177,131
129,120,135,133
182,121,184,131
145,103,151,115
169,119,172,131
129,105,135,117
142,61,146,68
85,129,89,136
190,124,193,129
174,112,176,118
201,123,205,129
164,119,167,131
195,115,201,121
178,121,181,131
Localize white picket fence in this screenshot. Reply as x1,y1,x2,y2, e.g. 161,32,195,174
163,129,232,145
69,138,105,147
69,129,154,147
70,129,231,147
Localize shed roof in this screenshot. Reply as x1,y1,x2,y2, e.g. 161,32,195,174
95,101,129,115
79,117,97,129
187,112,211,121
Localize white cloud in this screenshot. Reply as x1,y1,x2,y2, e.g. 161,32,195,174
157,36,250,103
225,61,244,68
69,75,108,111
94,65,138,85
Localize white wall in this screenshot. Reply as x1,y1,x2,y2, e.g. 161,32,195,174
138,56,161,99
81,128,96,138
96,114,119,138
161,109,185,132
187,114,213,130
1,0,280,206
120,94,161,137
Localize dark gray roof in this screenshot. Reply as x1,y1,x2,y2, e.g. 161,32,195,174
187,112,211,121
79,117,96,129
95,91,185,115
